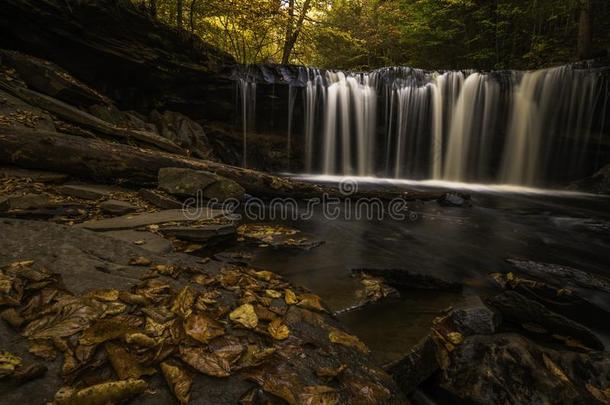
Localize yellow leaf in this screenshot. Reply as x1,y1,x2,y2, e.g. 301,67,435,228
284,289,298,305
161,362,192,405
54,379,147,405
229,304,258,329
328,329,369,354
268,318,290,340
298,294,326,312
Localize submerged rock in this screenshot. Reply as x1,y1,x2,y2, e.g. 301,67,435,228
568,164,610,194
354,268,462,292
487,291,604,350
437,193,471,207
440,295,500,336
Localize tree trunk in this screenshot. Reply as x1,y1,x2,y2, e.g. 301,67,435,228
281,0,312,65
0,127,443,200
577,0,593,60
176,0,184,29
281,0,295,65
149,0,157,18
189,0,198,34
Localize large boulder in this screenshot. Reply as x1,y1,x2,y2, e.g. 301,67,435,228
438,333,610,404
0,49,112,107
158,167,245,202
487,291,604,350
150,110,213,159
568,164,610,194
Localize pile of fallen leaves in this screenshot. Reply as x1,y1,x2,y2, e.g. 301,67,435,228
237,224,323,250
0,259,394,404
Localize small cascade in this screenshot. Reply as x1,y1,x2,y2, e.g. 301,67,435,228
237,77,256,168
235,63,608,186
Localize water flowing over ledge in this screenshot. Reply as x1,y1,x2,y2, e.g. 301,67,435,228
234,63,610,188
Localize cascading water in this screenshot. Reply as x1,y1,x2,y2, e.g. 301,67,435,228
236,63,609,187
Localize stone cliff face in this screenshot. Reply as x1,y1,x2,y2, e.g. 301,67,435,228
0,0,236,118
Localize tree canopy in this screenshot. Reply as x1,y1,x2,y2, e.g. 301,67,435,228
134,0,610,70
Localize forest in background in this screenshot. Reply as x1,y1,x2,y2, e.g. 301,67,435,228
135,0,609,71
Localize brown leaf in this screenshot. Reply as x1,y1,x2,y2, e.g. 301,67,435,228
170,286,196,318
297,294,326,312
54,378,147,405
234,345,275,370
268,318,290,341
28,340,57,361
179,347,231,377
124,333,157,348
79,318,137,346
230,304,258,329
299,386,339,405
328,329,370,354
161,362,192,405
153,264,180,278
183,313,225,344
316,364,347,382
542,354,570,384
83,289,119,302
105,342,156,380
0,351,21,378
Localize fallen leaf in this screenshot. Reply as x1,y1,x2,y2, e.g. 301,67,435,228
328,329,369,354
586,384,610,403
297,294,326,312
268,318,290,340
170,286,196,318
54,378,147,405
299,385,339,405
161,362,192,405
316,364,347,382
253,271,274,282
542,353,570,384
284,289,298,305
446,332,464,345
105,342,155,380
83,289,120,302
184,313,225,344
265,289,282,299
79,318,137,346
124,333,157,348
0,351,21,378
230,304,258,329
179,347,231,377
28,340,57,361
129,257,152,266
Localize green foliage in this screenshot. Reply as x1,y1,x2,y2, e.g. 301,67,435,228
133,0,610,70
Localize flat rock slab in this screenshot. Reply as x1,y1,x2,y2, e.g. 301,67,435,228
0,193,50,211
56,184,124,200
0,166,69,183
159,223,236,243
101,229,173,254
138,188,183,209
77,208,227,231
99,199,138,215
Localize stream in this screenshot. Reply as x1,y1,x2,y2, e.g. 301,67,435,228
230,178,610,365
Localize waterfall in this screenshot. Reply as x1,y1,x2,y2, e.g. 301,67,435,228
236,63,607,186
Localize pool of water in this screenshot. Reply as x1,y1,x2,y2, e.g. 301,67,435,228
231,180,610,364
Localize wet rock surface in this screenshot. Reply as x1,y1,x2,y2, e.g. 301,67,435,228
0,219,406,404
